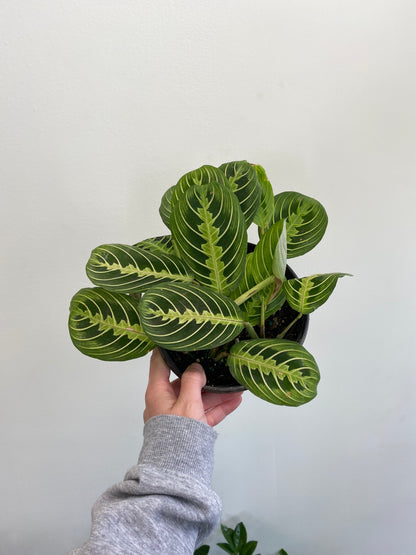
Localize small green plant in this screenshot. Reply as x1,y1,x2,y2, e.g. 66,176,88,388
69,161,349,406
194,521,288,555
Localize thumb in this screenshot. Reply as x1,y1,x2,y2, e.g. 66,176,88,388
177,363,206,403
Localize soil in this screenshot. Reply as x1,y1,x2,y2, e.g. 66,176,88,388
160,300,309,390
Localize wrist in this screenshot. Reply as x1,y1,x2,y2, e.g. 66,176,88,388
139,414,217,486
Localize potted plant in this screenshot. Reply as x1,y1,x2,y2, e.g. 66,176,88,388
68,161,349,406
194,522,288,555
194,520,288,555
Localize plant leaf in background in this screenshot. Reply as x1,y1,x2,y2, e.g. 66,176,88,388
133,235,175,256
218,522,259,555
272,191,328,258
139,282,245,351
193,520,287,555
283,273,351,314
159,185,175,228
193,546,210,555
171,164,231,206
252,164,274,233
231,522,247,551
86,244,194,293
170,182,247,295
68,287,154,361
227,339,320,406
219,160,261,228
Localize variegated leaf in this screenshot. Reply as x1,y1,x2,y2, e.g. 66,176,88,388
218,160,261,228
171,164,230,206
159,185,175,228
170,182,247,295
283,272,351,314
139,283,244,351
272,192,328,258
86,244,194,293
133,235,175,256
252,219,287,284
227,339,320,406
252,164,274,232
68,287,154,361
272,219,287,282
139,282,245,351
230,252,285,325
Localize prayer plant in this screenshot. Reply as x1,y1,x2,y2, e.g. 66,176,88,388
69,161,349,407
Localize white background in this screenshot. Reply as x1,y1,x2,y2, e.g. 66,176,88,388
1,1,415,554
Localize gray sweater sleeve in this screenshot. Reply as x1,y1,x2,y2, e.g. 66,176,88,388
70,414,221,555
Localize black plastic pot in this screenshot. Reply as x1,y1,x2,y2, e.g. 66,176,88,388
159,261,309,393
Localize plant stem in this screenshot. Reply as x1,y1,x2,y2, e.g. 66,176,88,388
214,351,230,362
277,312,303,339
234,275,275,306
244,322,259,339
267,277,282,303
260,300,266,338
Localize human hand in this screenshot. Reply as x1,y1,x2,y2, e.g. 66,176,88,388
143,348,243,427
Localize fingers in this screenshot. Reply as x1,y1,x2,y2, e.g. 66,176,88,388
178,363,207,396
201,391,243,412
144,349,176,423
145,354,242,426
174,363,206,418
204,392,243,427
148,348,170,386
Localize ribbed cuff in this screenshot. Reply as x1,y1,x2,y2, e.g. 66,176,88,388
138,415,217,487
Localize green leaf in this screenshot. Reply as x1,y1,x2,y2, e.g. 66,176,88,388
194,546,210,555
219,160,261,228
227,339,320,406
252,219,287,285
241,541,258,555
217,543,235,554
159,185,175,228
133,235,175,256
86,244,194,293
139,282,245,351
68,287,154,361
230,253,285,325
272,220,287,282
171,164,230,206
171,182,247,295
233,522,247,550
283,273,351,314
220,524,235,547
252,164,274,232
278,550,289,555
272,192,328,258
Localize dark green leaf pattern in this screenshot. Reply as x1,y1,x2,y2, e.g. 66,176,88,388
159,185,175,228
171,164,230,206
252,163,274,232
171,183,247,295
68,287,154,361
139,282,245,351
227,339,320,406
272,192,328,258
133,235,175,256
283,273,351,314
219,160,261,228
86,244,194,293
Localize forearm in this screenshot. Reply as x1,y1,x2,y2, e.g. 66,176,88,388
70,415,221,555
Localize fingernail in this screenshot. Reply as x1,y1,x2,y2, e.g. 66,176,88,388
185,363,204,372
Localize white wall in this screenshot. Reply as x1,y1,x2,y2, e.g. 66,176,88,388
1,2,415,554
